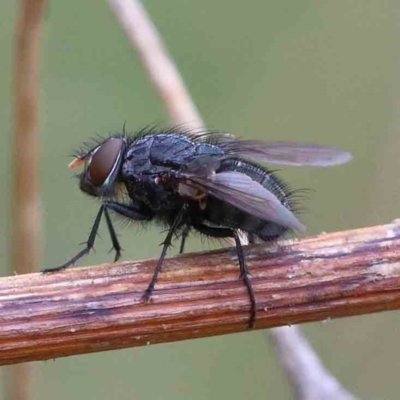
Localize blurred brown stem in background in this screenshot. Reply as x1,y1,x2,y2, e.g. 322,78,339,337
107,1,355,399
109,0,203,128
8,0,45,399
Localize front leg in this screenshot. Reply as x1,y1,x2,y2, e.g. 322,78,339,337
103,200,153,222
102,201,154,262
43,201,153,273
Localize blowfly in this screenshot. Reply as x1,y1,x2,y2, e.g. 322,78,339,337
45,128,351,327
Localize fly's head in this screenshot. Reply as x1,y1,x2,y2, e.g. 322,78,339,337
69,135,126,198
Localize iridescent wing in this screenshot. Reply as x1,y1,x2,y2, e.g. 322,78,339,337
221,140,351,167
185,171,305,231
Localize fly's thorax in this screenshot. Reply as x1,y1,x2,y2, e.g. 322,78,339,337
120,132,219,209
123,170,182,212
121,135,153,177
122,132,223,175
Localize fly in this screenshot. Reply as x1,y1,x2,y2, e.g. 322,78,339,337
44,128,351,328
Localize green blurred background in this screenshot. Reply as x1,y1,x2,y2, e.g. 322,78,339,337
1,1,400,399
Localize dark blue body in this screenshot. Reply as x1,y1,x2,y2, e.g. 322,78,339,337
120,132,294,242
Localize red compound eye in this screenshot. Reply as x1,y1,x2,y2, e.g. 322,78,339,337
88,137,123,186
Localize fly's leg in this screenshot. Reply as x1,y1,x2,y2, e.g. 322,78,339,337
232,230,256,328
43,205,105,273
103,201,153,221
43,201,152,273
103,207,122,262
192,222,257,328
103,201,153,263
179,225,190,254
142,204,188,301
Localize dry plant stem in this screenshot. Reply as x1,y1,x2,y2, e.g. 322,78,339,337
9,0,45,398
269,326,355,400
108,0,203,128
2,222,400,366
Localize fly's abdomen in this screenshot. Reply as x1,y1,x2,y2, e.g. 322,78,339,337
204,158,296,241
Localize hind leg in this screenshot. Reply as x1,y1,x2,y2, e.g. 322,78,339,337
192,223,256,328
